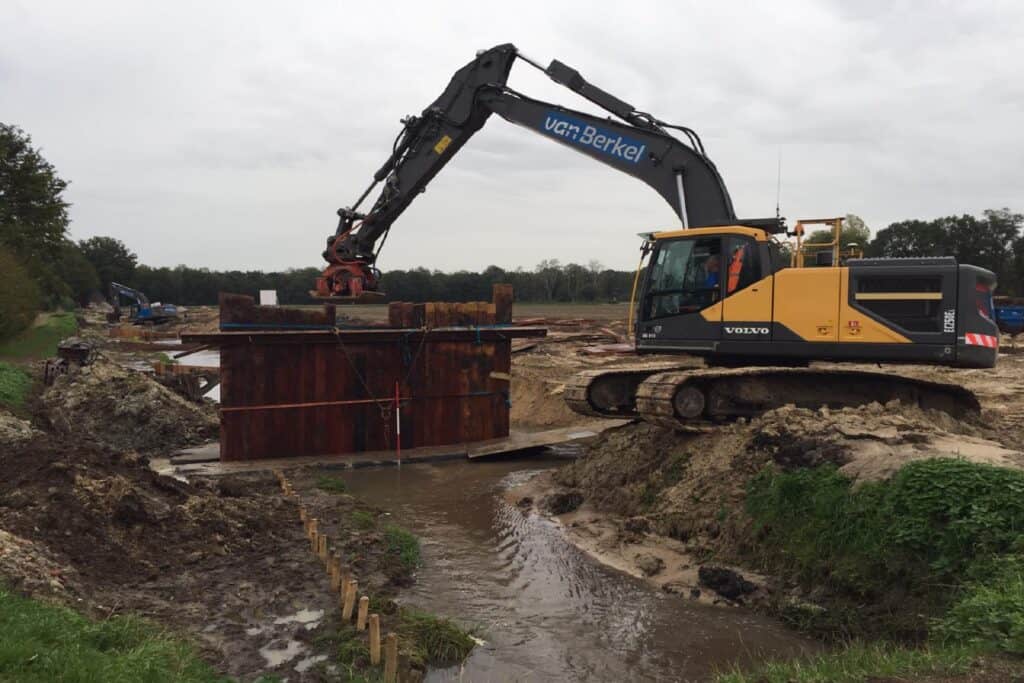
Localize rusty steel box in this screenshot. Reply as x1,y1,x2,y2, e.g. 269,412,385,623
182,325,545,461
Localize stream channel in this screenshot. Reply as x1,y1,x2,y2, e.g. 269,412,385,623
340,452,820,682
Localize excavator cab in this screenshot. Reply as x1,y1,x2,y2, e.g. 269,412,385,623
634,219,999,369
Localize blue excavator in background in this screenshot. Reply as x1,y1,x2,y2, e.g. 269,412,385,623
108,282,179,325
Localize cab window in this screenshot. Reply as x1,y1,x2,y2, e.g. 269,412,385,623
646,237,721,319
725,236,761,294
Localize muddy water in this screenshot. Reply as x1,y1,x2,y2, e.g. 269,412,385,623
341,454,820,682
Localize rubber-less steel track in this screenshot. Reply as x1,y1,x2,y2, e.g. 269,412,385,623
567,366,981,431
563,363,698,418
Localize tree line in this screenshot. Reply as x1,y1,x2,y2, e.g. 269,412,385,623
2,121,1023,341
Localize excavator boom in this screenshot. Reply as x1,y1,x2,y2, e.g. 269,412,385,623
315,44,769,299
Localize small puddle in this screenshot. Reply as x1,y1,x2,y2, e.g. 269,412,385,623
341,454,821,682
273,607,324,630
258,639,306,668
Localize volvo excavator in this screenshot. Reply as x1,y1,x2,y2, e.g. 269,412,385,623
314,43,999,428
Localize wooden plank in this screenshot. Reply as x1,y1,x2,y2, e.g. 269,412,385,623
492,284,513,324
388,302,404,328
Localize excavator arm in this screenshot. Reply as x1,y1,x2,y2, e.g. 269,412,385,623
317,43,752,299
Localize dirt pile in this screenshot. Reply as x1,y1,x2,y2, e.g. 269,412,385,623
0,432,409,679
39,357,217,454
0,410,38,444
0,433,282,592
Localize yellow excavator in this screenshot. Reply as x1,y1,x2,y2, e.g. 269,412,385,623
314,44,999,426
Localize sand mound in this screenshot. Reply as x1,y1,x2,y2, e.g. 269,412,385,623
40,357,217,454
753,402,1024,484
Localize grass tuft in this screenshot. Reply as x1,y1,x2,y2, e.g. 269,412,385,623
383,525,421,575
396,607,476,668
351,510,377,530
314,475,348,494
0,586,224,682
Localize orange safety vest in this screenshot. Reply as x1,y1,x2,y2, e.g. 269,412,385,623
727,248,745,293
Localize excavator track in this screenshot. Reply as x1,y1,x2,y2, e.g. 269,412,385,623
563,363,700,419
567,366,981,431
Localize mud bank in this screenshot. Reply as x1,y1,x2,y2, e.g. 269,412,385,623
519,401,1024,622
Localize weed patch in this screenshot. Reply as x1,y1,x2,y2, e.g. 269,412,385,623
384,525,421,578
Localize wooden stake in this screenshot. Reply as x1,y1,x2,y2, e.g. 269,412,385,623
356,596,369,630
329,554,342,592
299,507,307,522
369,614,381,665
318,533,328,563
384,633,398,683
308,519,319,551
342,579,358,621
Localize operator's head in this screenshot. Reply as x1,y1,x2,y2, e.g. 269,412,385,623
706,254,720,272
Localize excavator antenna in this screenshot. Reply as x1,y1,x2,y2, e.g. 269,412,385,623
775,149,783,221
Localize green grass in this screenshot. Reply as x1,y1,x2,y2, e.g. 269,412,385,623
715,641,977,683
351,510,377,530
0,586,225,682
383,525,421,574
0,361,32,409
0,312,78,361
154,352,178,365
314,475,348,494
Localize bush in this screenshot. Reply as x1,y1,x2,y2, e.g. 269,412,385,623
0,247,40,341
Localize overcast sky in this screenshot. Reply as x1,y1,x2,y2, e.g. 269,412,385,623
2,1,1022,273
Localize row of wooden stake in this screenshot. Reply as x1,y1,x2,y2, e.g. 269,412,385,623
275,471,401,682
